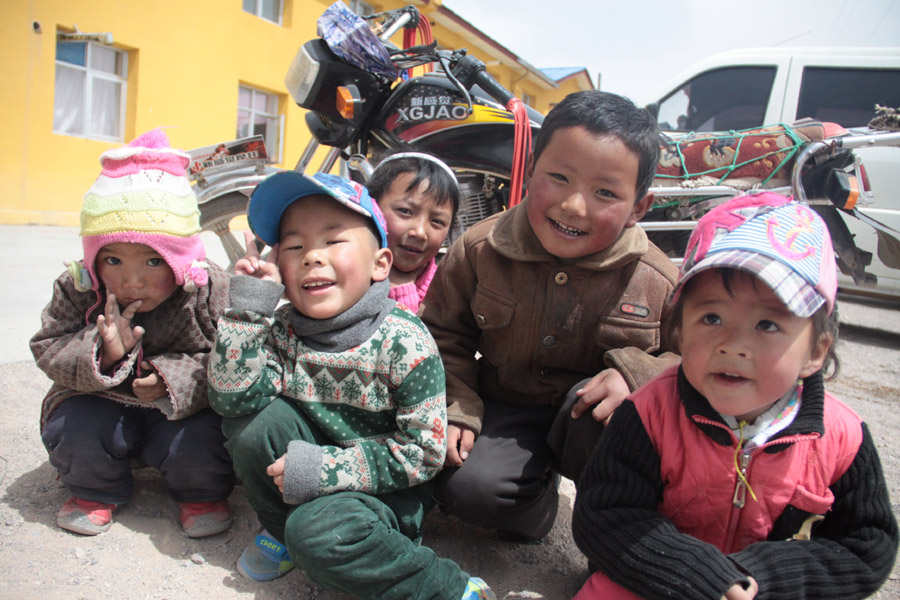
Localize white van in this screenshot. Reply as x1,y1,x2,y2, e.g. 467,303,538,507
644,47,900,300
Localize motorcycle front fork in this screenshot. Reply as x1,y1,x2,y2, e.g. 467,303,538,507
294,138,343,177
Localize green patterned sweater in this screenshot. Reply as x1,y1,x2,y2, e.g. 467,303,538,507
208,277,447,504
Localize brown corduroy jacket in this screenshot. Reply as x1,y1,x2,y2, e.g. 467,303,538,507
31,261,230,429
421,202,680,435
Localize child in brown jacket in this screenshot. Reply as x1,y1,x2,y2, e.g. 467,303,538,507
421,90,679,541
31,130,234,537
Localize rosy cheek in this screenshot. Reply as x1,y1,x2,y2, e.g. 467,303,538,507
153,272,178,294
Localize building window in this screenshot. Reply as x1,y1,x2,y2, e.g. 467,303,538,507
243,0,282,24
348,0,374,17
54,40,127,141
238,86,283,162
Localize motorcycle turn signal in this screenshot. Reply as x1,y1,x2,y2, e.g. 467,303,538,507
337,85,363,120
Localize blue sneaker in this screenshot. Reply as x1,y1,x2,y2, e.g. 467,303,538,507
236,530,295,581
461,577,497,600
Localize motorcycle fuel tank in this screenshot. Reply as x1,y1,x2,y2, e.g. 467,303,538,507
372,74,542,175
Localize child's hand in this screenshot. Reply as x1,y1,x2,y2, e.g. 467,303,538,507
267,454,287,493
570,368,630,425
721,577,758,600
97,292,144,372
132,361,168,402
445,424,476,466
235,231,281,283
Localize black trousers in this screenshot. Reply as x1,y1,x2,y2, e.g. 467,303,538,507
433,379,603,540
42,395,235,504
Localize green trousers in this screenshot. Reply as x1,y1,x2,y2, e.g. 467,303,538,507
222,398,469,600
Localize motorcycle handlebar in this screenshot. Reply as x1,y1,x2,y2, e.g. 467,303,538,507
452,54,516,108
370,11,516,109
376,8,417,41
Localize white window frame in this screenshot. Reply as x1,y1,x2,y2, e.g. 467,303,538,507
242,0,283,25
54,40,127,142
237,85,284,163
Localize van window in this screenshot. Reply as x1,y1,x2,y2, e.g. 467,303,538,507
656,66,776,132
796,67,900,127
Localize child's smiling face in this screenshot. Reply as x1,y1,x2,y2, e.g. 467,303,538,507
678,269,831,423
525,125,653,259
277,195,391,320
95,243,178,312
378,172,452,278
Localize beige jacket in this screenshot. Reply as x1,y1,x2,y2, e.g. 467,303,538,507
421,202,680,434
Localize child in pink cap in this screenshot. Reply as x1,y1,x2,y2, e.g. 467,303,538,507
31,129,235,537
571,192,898,599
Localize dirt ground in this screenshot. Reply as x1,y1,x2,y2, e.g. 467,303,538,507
1,297,899,599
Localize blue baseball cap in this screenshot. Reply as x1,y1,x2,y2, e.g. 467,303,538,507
248,171,389,248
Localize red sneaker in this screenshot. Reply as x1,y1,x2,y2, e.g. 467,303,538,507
179,500,232,538
57,496,116,536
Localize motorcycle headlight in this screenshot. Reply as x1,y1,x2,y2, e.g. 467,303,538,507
285,38,384,125
285,43,321,106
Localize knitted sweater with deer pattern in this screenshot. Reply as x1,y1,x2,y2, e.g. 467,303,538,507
208,275,447,504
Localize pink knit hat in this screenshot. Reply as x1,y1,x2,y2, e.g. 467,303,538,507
75,129,208,296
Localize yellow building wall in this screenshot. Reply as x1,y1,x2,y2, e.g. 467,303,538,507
1,0,587,226
538,73,595,113
3,0,339,226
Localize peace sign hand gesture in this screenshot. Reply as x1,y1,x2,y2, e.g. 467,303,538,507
97,292,144,372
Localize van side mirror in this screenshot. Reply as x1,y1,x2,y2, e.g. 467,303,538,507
644,102,659,119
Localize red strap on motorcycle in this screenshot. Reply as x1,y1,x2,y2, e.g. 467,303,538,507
506,97,531,207
403,16,434,77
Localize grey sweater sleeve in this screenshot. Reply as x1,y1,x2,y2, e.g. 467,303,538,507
282,440,323,505
229,274,284,316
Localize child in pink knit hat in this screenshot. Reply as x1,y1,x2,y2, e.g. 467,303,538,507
31,129,235,538
366,151,460,315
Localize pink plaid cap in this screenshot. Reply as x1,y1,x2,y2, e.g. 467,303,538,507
671,192,837,317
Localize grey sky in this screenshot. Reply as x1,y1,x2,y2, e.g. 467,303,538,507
444,0,900,104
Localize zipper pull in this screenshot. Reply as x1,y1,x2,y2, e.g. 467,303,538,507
733,479,746,508
732,453,752,508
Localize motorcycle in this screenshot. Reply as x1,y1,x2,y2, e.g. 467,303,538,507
640,122,900,288
192,2,540,268
191,1,900,293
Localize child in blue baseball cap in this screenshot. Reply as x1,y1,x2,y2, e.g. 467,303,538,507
207,172,496,599
571,192,898,599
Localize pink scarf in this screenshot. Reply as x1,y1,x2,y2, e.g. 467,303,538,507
387,258,437,315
